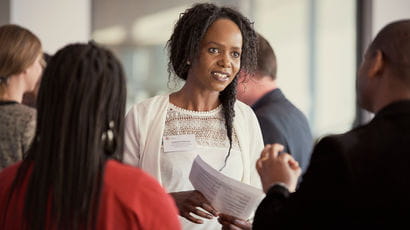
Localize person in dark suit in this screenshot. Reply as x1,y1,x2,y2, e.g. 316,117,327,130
236,33,313,173
219,19,410,229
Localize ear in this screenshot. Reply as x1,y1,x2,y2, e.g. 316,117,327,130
19,65,31,77
368,49,384,78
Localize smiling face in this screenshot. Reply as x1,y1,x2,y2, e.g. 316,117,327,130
186,18,243,93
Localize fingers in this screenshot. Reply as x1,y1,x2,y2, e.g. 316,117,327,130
184,211,205,224
218,213,236,223
256,147,302,194
259,144,284,160
221,224,243,230
296,167,302,177
191,191,218,217
269,143,284,159
288,158,299,168
173,190,219,224
192,206,214,219
259,144,272,160
218,214,252,230
256,157,263,173
180,205,212,224
279,153,301,171
288,157,300,171
201,201,219,217
257,144,284,172
258,146,301,173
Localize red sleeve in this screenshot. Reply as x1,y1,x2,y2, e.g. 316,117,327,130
101,161,181,230
136,176,181,230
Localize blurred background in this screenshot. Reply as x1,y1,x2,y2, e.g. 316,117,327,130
1,0,409,139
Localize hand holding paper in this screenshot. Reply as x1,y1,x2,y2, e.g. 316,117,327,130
170,190,218,224
189,156,265,220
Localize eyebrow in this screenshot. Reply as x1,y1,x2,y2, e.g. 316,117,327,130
205,41,242,50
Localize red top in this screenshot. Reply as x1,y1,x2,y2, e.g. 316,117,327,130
0,160,181,230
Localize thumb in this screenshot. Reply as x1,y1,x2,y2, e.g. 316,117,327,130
288,158,300,170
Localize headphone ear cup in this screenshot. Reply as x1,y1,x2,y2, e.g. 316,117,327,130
106,129,115,154
102,129,115,154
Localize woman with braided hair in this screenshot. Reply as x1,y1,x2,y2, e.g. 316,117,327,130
124,3,264,229
0,42,181,230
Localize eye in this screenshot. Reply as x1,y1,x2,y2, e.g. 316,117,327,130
208,47,219,54
231,51,241,58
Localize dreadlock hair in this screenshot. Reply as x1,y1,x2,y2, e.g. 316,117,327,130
167,3,257,167
4,42,126,230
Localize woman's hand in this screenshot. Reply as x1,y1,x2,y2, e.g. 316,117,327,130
170,190,219,224
218,213,251,230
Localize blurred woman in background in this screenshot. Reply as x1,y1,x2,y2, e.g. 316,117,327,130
0,24,44,171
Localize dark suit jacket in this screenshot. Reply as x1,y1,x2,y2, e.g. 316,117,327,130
253,100,410,229
252,89,313,173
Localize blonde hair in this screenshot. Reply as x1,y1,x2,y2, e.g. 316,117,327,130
0,24,42,93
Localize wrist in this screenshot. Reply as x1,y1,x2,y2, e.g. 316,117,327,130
264,182,289,193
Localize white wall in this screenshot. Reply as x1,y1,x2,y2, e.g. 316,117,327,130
372,0,410,36
10,0,91,54
254,0,357,137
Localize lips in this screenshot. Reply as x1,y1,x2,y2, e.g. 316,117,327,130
211,71,230,82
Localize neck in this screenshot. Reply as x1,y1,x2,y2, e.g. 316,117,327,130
237,75,277,106
372,76,410,113
170,85,221,111
373,91,410,113
0,75,26,103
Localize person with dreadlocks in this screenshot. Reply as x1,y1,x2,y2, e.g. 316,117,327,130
0,24,45,171
123,3,264,230
0,42,181,230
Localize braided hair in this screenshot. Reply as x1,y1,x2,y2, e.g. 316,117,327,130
5,42,126,230
167,3,257,167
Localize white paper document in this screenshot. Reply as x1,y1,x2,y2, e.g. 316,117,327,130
189,155,265,220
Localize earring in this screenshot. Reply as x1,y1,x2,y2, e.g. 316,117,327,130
187,60,191,65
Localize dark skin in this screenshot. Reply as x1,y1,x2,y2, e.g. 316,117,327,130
172,191,218,224
169,18,242,111
169,18,243,224
357,21,410,113
218,214,251,230
219,20,410,230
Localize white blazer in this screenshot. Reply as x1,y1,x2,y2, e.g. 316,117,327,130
123,94,264,188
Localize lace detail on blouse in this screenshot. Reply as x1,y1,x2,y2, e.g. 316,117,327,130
164,103,240,150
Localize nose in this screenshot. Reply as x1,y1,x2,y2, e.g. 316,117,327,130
218,53,231,68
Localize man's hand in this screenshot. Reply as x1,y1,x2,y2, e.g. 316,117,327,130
218,213,251,230
256,144,301,193
170,190,219,224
